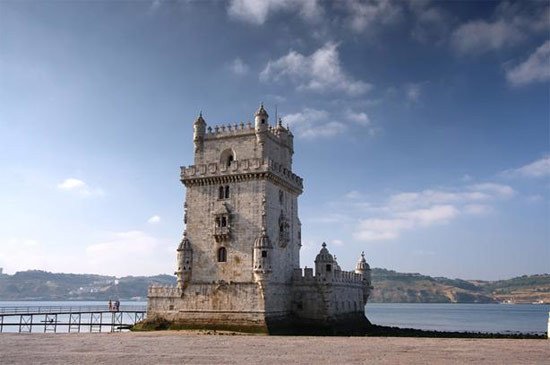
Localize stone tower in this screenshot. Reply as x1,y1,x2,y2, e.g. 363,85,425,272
147,105,372,334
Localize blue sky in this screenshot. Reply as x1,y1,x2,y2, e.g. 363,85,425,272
0,0,548,280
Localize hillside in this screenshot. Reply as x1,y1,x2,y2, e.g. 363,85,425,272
369,269,550,303
0,269,548,303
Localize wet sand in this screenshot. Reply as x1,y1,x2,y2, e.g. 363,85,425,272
1,331,548,364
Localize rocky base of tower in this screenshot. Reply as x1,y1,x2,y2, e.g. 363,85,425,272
135,312,372,336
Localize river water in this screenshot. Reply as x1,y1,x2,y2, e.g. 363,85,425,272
0,301,548,335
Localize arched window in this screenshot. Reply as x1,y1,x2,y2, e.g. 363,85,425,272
224,185,230,199
217,247,227,262
220,149,235,167
221,216,227,227
218,186,224,200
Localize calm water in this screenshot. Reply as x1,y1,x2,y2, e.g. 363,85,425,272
0,301,548,334
366,303,550,334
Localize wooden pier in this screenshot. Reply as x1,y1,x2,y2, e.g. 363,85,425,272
0,305,146,333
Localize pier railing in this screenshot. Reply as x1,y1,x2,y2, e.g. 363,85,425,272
0,305,147,333
0,305,146,315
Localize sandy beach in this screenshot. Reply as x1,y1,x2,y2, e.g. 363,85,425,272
0,331,548,364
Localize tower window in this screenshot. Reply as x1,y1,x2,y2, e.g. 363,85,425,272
218,186,224,199
261,119,265,124
217,247,227,262
215,217,221,227
221,216,227,227
225,185,230,199
220,149,235,167
279,190,284,204
261,250,267,258
326,264,332,272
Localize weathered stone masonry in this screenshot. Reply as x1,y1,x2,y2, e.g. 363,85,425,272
147,105,373,334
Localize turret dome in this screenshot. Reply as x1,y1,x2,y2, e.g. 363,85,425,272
355,251,370,271
255,103,269,118
315,242,334,263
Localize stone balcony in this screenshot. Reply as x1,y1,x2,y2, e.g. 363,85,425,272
181,158,303,193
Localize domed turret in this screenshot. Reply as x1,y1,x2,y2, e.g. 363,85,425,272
254,104,269,145
176,231,193,289
193,112,206,152
355,251,372,302
314,242,335,278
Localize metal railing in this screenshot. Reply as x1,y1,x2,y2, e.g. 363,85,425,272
0,305,146,315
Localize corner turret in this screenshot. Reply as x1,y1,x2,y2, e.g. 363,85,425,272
193,112,206,152
175,231,193,289
254,103,269,144
355,251,372,302
314,242,335,279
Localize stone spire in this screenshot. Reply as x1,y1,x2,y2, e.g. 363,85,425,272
255,103,269,144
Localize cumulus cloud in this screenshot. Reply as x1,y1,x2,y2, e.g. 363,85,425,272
229,57,249,75
147,215,161,224
409,0,452,44
227,0,322,25
352,181,515,241
343,0,403,33
345,109,371,126
284,107,376,139
502,155,550,178
284,108,346,139
260,42,372,96
57,178,103,197
505,41,550,86
450,1,549,55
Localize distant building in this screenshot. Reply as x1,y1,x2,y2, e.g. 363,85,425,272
147,105,373,334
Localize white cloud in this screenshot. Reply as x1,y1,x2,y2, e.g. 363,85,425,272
506,41,550,86
345,109,371,126
352,181,515,242
450,2,549,55
468,182,515,199
227,0,322,25
147,215,161,224
284,108,345,139
502,155,550,178
229,57,249,75
344,0,403,33
260,42,372,96
57,178,103,197
451,20,523,55
409,1,452,44
405,83,423,104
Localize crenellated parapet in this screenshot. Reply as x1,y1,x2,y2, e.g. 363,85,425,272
291,268,365,285
181,158,303,193
148,285,182,298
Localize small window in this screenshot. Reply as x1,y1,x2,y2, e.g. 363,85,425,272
326,264,332,272
215,217,221,228
227,155,234,166
279,190,284,204
225,185,230,199
218,186,224,199
217,247,227,262
261,250,267,258
221,216,227,227
261,118,265,124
